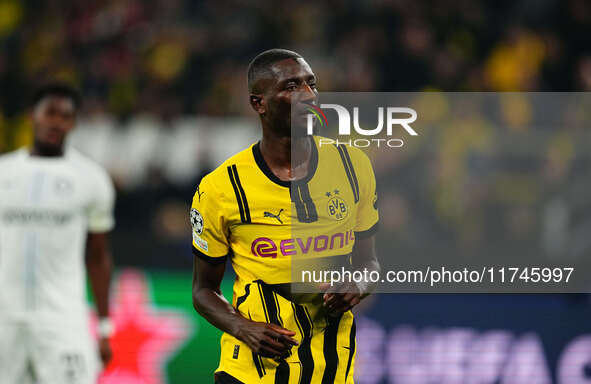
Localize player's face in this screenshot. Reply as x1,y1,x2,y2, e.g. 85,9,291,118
265,58,318,137
32,96,76,153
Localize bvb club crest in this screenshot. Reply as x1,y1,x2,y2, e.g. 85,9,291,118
327,196,348,221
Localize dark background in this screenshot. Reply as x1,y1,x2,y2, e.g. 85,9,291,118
1,1,591,382
2,0,591,268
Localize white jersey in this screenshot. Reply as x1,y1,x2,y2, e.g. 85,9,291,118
0,148,115,325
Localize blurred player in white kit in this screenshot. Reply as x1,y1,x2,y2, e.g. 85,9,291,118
0,83,115,383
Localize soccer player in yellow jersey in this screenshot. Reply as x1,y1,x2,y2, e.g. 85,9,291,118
191,49,380,384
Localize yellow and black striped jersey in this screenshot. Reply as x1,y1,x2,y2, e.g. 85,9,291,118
190,136,379,383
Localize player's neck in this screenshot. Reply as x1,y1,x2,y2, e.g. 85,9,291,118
30,143,65,158
260,135,289,166
260,133,311,180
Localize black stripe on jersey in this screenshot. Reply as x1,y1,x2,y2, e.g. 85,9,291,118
256,283,271,323
291,184,307,222
227,166,246,223
192,246,227,265
345,319,356,381
272,292,289,336
227,165,251,223
231,165,251,223
273,291,283,325
272,291,292,359
252,351,265,379
214,371,245,383
292,303,314,383
235,284,251,310
341,146,360,202
321,314,343,384
355,222,379,239
298,182,318,222
259,283,283,326
248,313,266,378
291,182,318,223
335,145,360,203
258,283,290,384
275,361,289,384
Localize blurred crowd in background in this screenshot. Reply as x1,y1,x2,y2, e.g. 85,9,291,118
0,0,590,268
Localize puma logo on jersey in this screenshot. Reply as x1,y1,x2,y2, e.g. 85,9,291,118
264,209,283,224
196,186,205,202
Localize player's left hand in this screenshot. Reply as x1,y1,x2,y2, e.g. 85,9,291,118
98,337,112,367
319,282,363,314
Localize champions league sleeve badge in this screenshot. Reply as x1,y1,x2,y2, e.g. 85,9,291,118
190,208,204,235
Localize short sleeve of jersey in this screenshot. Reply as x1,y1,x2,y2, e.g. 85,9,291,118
190,175,230,261
88,167,116,233
352,149,379,236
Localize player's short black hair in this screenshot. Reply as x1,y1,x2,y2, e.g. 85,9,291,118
32,82,81,110
247,49,303,92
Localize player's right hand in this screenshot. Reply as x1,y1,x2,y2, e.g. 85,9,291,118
236,320,298,358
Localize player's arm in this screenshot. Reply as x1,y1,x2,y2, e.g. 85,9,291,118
352,233,380,299
190,177,297,357
86,232,113,364
86,167,116,366
192,257,298,357
191,256,237,331
86,232,112,319
322,233,380,313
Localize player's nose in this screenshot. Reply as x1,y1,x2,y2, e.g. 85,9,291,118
300,83,318,105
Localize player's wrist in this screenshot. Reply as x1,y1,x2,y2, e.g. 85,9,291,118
97,317,115,338
231,316,252,341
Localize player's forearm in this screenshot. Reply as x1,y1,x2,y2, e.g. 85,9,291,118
356,257,381,298
351,235,381,297
87,251,112,318
192,288,249,337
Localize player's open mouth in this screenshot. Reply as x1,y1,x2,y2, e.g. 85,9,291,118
45,130,62,143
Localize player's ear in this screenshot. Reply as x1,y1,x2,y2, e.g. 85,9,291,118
249,93,266,115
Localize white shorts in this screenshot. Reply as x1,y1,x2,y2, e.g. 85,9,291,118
0,320,99,384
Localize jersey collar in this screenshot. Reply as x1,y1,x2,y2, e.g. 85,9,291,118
251,137,318,188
